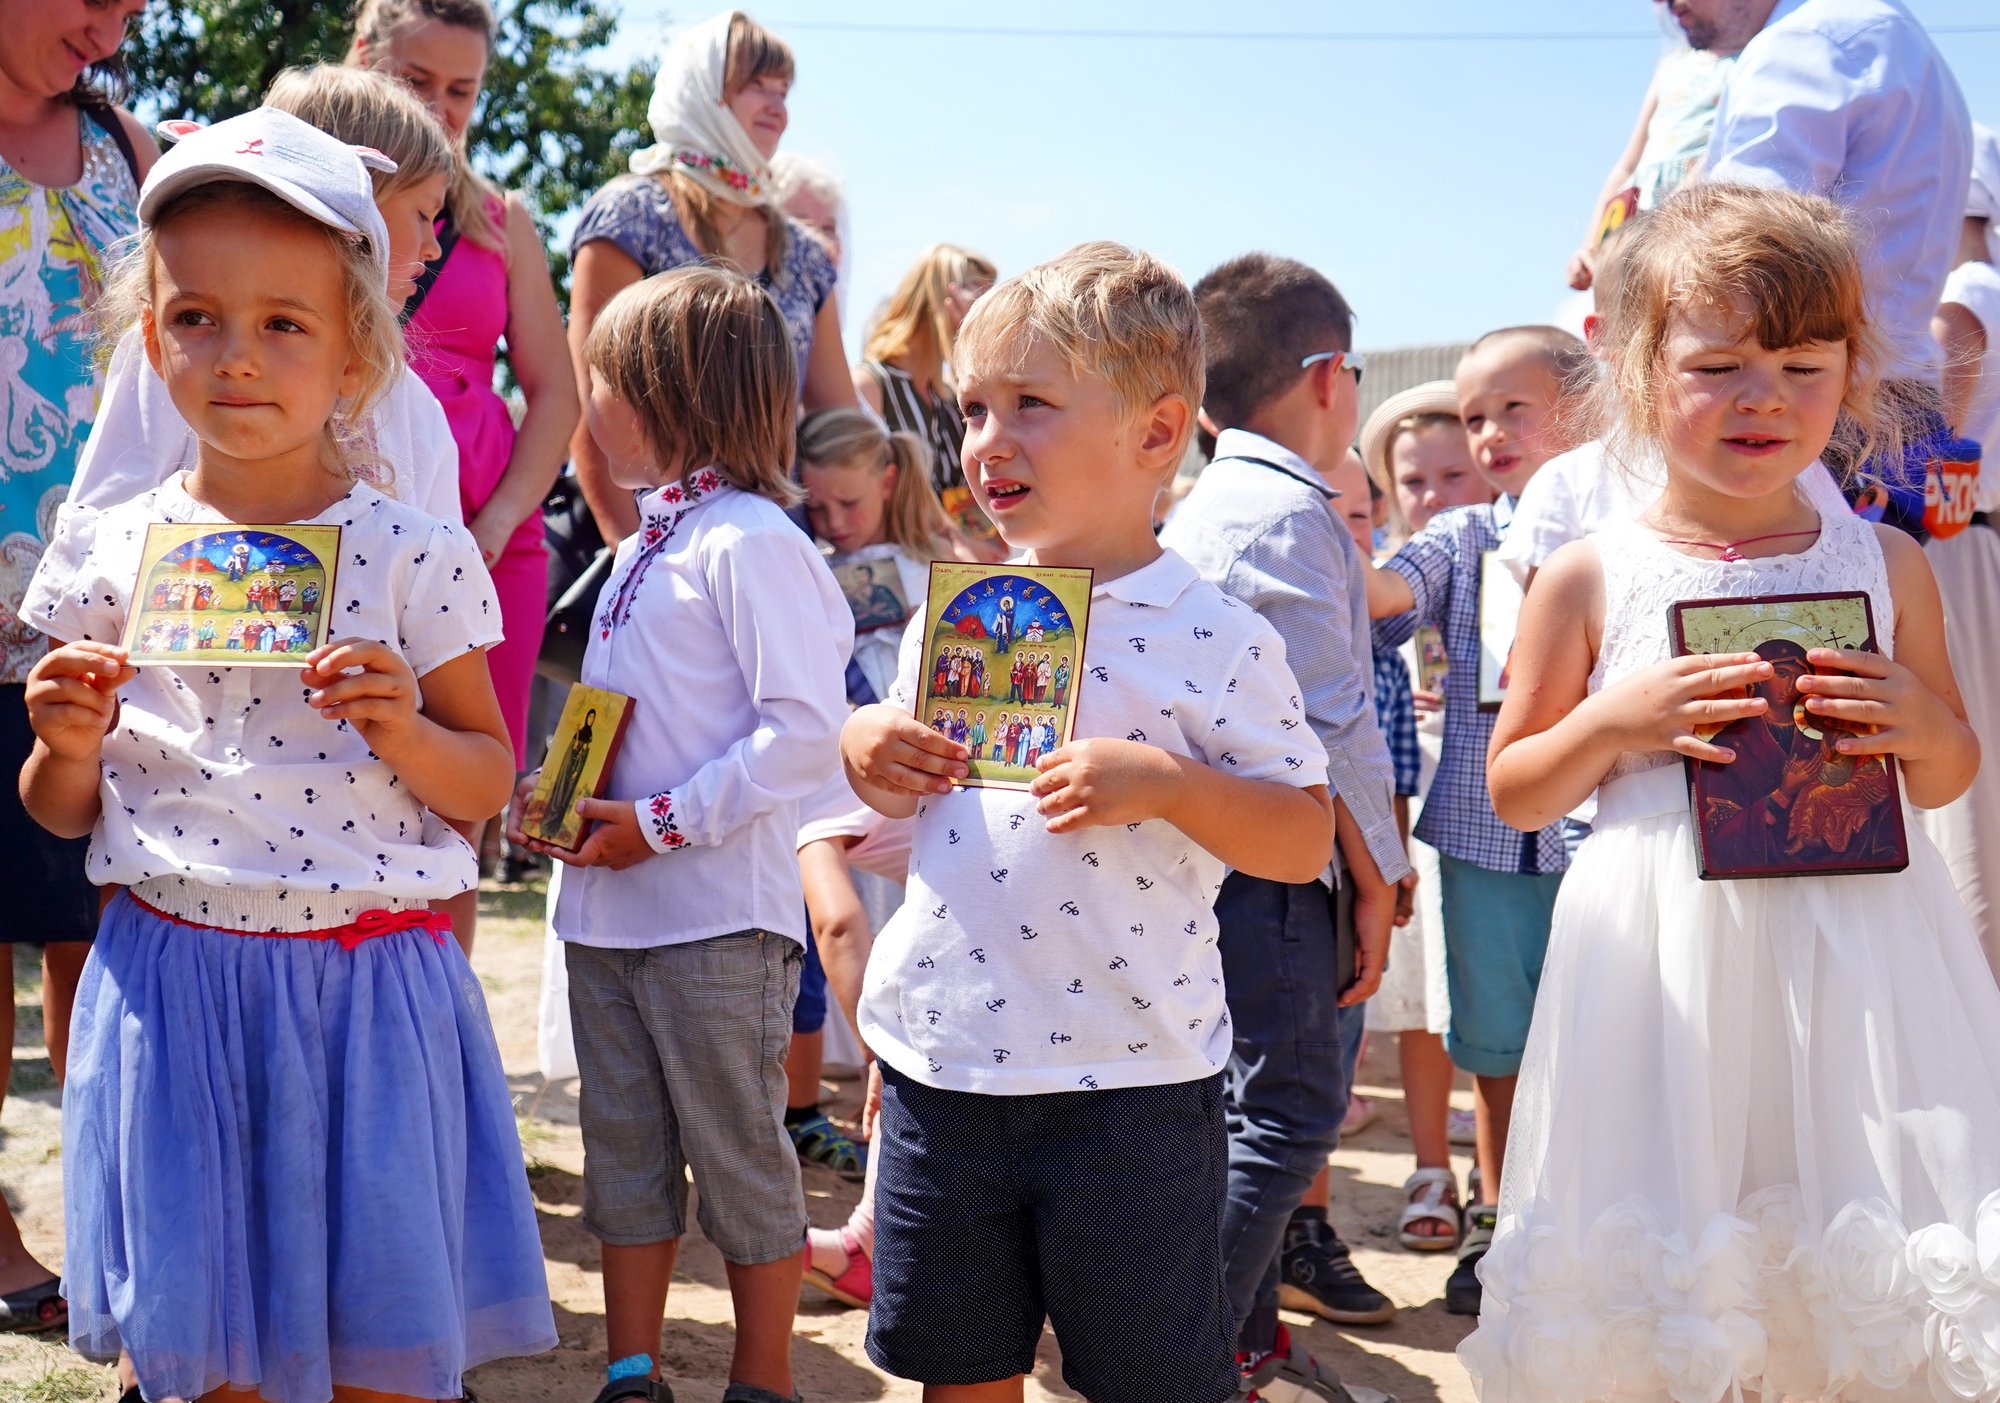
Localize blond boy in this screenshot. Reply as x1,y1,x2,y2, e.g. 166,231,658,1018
842,244,1336,1403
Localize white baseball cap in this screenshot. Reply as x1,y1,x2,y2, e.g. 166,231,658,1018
1969,123,2000,267
141,107,398,289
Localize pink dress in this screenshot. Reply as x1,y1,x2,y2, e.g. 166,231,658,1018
406,199,545,768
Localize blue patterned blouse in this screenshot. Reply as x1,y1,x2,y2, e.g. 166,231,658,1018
569,174,837,394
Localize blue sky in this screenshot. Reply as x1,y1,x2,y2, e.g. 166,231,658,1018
598,3,2000,357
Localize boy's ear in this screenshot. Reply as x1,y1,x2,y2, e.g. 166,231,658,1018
1138,392,1193,471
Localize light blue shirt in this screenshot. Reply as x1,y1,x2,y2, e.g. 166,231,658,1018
1160,429,1410,885
1703,0,1971,384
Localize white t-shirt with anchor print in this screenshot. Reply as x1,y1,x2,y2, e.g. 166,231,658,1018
858,548,1330,1096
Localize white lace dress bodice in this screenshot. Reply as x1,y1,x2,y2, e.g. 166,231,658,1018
1586,508,1895,786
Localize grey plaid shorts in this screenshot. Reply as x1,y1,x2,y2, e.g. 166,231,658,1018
566,930,806,1263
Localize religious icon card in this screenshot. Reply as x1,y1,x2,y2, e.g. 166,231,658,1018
938,484,1006,556
521,685,636,852
916,561,1093,790
1477,551,1522,711
831,553,913,634
121,524,340,667
1669,590,1908,880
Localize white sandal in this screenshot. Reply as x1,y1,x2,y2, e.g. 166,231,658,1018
1399,1166,1462,1252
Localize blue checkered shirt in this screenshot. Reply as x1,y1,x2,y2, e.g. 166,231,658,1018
1372,499,1568,874
1373,647,1420,799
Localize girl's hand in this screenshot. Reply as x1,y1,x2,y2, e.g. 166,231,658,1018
299,638,420,752
503,769,541,849
860,1058,882,1142
1031,738,1178,832
843,704,969,798
1796,647,1956,760
1591,652,1775,763
553,796,654,870
25,643,134,761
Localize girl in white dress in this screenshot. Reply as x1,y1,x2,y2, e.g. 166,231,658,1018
1465,181,1999,1403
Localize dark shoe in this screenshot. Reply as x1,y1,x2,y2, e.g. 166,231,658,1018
787,1110,865,1182
0,1275,66,1333
720,1385,801,1403
592,1377,673,1403
1445,1205,1496,1316
1277,1208,1395,1325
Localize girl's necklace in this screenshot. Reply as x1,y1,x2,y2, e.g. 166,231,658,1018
1658,527,1821,562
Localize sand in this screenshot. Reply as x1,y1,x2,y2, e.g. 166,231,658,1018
0,879,1479,1402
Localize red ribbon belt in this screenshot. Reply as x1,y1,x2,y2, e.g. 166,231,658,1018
130,893,452,949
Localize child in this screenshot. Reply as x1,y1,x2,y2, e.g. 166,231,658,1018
1365,323,1590,1317
19,110,552,1403
1467,180,1997,1403
1159,253,1408,1370
506,265,851,1403
841,242,1337,1403
70,65,461,523
800,406,955,704
1361,380,1494,543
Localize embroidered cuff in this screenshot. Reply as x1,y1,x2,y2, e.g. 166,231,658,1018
637,790,692,855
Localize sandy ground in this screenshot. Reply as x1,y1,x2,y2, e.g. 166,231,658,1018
0,879,1479,1403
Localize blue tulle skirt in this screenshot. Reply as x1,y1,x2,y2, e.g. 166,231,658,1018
63,892,556,1402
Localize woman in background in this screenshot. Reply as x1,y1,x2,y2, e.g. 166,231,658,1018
350,0,582,952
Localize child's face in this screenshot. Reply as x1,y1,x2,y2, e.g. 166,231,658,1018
1320,449,1375,557
1456,342,1566,499
1392,420,1490,533
586,369,665,489
1658,294,1848,501
801,455,892,554
376,172,449,309
143,201,365,475
958,332,1185,566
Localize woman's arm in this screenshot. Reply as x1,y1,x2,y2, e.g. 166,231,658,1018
566,239,646,543
1934,301,1987,436
467,195,582,565
1486,540,1770,830
1567,78,1658,291
802,294,860,412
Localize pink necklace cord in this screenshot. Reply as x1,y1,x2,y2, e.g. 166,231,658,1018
1658,527,1822,562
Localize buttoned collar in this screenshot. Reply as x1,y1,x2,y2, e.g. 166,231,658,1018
1210,428,1335,499
1091,547,1200,609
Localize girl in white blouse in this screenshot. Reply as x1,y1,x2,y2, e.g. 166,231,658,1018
507,264,850,1403
17,111,552,1403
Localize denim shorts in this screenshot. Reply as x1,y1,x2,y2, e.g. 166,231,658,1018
566,931,806,1263
1437,854,1564,1077
866,1064,1238,1403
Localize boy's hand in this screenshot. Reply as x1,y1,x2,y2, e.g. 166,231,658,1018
300,638,420,753
1343,869,1394,1006
1031,738,1181,833
843,703,968,798
25,642,134,761
1796,647,1958,761
1394,869,1417,927
503,769,541,849
551,797,654,871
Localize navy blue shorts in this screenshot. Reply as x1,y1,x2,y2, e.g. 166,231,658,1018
0,686,96,943
792,927,827,1034
865,1064,1237,1403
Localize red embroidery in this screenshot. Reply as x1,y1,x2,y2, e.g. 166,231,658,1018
645,791,688,850
597,468,729,639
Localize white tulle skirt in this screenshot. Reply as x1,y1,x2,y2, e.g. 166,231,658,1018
1461,765,2000,1403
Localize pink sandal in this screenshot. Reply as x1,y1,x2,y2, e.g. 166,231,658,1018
803,1226,872,1308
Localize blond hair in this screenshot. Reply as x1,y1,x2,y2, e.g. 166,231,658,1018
797,408,951,558
98,183,403,483
263,65,456,210
585,265,800,504
346,0,507,250
1593,182,1894,478
865,243,997,366
956,241,1204,442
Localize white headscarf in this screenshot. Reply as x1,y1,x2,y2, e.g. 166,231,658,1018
1968,122,2000,268
628,10,774,207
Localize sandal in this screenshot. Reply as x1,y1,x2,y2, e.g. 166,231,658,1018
788,1111,865,1182
0,1276,66,1333
1398,1167,1461,1251
591,1377,674,1403
803,1226,871,1308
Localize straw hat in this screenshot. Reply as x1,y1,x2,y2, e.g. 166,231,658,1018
1358,380,1462,494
